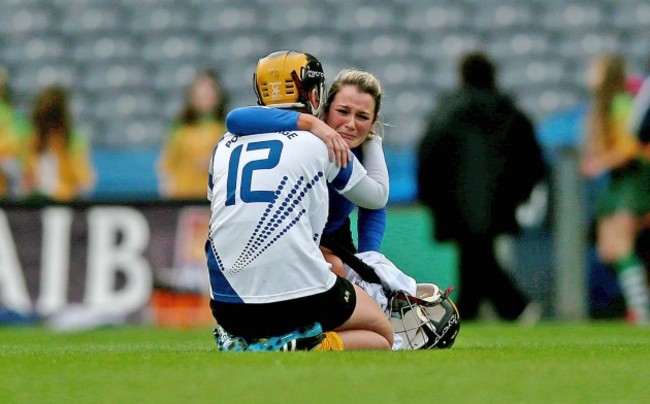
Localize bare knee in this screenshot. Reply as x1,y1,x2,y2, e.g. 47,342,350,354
597,213,637,263
336,285,393,350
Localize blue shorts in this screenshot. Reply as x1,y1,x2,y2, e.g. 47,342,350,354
210,276,356,341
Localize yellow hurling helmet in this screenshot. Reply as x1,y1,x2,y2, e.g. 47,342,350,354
254,50,325,116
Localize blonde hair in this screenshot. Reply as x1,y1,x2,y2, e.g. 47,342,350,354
323,69,384,137
586,54,626,151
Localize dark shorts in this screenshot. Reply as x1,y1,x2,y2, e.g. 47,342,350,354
595,158,650,218
210,276,357,341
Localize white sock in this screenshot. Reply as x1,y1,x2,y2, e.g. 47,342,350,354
619,266,650,322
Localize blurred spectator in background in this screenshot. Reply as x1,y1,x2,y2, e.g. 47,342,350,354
629,59,650,270
417,51,545,322
629,59,650,152
24,85,95,201
158,69,228,200
580,54,650,324
0,67,31,199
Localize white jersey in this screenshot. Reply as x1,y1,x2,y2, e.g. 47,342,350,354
206,130,367,303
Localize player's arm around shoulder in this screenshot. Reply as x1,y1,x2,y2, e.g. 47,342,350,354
225,106,300,136
333,154,388,210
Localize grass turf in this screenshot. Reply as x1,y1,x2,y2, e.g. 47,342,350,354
1,322,649,403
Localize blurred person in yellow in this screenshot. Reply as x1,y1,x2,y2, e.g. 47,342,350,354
158,69,228,200
0,67,31,199
23,85,95,202
580,54,650,324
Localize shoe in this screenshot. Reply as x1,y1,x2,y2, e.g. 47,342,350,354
517,302,542,325
213,326,248,352
624,309,650,325
246,322,325,352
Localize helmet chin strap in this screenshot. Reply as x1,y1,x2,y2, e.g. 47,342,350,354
291,70,323,116
309,88,323,118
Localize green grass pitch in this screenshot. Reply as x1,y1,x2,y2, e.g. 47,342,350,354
1,322,649,403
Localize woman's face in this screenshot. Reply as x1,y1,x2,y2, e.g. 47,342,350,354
325,85,376,148
190,75,220,114
586,59,606,92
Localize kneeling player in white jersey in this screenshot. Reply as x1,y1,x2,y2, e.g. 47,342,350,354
206,50,393,351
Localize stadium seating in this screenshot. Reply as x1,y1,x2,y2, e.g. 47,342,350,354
1,0,649,199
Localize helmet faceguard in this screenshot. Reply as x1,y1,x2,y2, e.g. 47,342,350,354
253,50,325,116
387,283,460,350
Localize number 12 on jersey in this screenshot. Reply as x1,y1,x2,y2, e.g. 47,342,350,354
226,140,283,206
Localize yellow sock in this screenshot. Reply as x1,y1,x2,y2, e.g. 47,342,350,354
314,331,344,351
